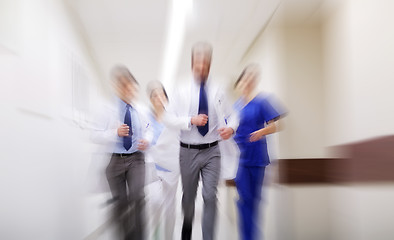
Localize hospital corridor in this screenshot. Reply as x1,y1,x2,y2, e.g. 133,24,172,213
1,0,394,239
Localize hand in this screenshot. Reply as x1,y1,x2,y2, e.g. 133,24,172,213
218,127,234,140
191,114,208,126
117,124,129,137
249,130,263,142
137,139,149,151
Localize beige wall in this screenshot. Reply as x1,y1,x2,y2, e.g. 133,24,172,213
240,21,327,160
322,1,394,239
323,0,394,146
238,0,394,240
241,0,394,157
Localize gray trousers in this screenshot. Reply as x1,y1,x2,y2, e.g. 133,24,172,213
180,144,221,240
106,152,145,240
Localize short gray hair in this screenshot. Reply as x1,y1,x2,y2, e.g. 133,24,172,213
191,41,213,64
110,65,138,85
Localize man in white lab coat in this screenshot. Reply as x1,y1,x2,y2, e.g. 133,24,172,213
170,42,239,240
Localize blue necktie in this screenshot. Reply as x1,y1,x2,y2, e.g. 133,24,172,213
198,82,209,136
123,104,132,150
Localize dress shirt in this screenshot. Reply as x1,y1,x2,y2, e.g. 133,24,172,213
113,98,143,154
180,78,220,144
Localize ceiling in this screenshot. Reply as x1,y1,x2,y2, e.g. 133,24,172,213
66,0,281,90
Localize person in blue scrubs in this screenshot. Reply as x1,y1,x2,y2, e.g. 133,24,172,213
233,64,283,240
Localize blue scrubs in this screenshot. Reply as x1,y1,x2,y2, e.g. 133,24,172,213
234,94,280,240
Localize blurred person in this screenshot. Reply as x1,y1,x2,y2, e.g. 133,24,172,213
233,64,284,240
144,81,182,240
90,65,152,240
170,42,239,240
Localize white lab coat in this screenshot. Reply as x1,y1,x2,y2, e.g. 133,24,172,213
144,110,182,240
168,76,240,180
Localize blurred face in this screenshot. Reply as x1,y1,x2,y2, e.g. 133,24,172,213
115,76,138,103
236,68,259,96
192,48,211,82
150,88,167,110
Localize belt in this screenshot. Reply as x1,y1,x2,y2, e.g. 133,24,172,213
180,141,218,150
112,152,140,158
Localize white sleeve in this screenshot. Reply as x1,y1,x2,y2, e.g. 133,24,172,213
90,108,118,145
164,87,192,131
163,105,191,131
218,89,239,131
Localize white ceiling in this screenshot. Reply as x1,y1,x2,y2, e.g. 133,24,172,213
66,0,281,89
